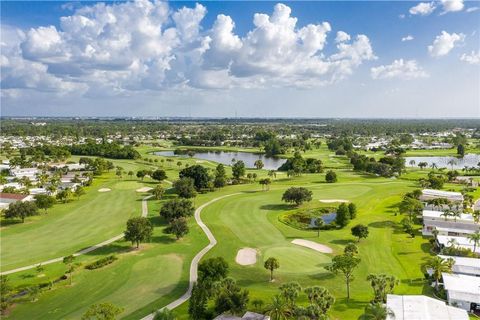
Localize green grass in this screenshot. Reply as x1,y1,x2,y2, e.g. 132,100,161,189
4,144,477,320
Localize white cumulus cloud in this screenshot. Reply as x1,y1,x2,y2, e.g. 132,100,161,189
409,2,436,15
371,59,428,80
401,35,414,42
428,31,465,57
1,1,377,97
460,51,480,65
440,0,464,13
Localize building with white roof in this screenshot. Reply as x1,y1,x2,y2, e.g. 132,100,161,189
386,294,468,320
420,189,464,202
438,255,480,277
442,273,480,311
422,210,478,236
436,235,480,255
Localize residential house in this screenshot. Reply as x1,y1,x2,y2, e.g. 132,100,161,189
442,273,480,312
386,294,468,320
0,193,34,210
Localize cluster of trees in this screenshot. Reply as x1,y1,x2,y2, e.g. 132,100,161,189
79,157,115,175
260,281,335,319
282,187,313,206
418,172,445,189
124,217,153,248
160,199,195,239
327,137,353,155
335,203,357,228
28,142,140,160
349,153,405,177
189,257,249,319
278,151,323,175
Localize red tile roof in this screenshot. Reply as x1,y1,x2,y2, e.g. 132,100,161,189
0,193,28,201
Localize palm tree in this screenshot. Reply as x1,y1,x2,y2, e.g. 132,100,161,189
153,308,176,320
364,303,394,320
467,231,480,253
425,256,454,291
472,210,480,224
409,159,416,167
447,159,456,170
430,162,437,171
447,238,458,249
265,295,291,320
440,209,451,221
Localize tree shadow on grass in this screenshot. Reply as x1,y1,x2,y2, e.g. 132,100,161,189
368,220,396,228
330,239,352,245
333,297,367,313
260,204,293,211
0,219,23,227
151,234,176,244
83,243,132,256
307,272,335,281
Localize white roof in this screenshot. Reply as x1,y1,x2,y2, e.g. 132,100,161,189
437,235,480,253
423,210,475,223
442,273,480,302
435,226,476,235
386,294,468,320
421,189,463,201
438,255,480,276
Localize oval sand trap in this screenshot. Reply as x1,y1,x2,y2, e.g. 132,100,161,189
291,239,333,254
136,187,153,193
98,188,111,192
235,248,257,266
319,199,349,203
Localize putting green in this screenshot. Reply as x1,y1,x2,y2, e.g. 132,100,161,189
262,246,330,274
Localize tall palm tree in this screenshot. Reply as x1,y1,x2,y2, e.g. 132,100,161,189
472,210,480,224
265,295,291,320
447,159,456,170
364,303,394,320
467,231,480,253
425,256,454,291
440,209,452,221
430,162,438,171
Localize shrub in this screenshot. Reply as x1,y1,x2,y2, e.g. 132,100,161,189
85,255,118,270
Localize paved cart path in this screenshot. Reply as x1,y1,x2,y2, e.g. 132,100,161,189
0,194,153,276
140,193,241,320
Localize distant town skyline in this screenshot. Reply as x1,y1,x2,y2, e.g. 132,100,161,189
1,1,479,117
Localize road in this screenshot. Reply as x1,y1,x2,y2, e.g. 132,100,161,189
140,193,241,320
0,194,153,276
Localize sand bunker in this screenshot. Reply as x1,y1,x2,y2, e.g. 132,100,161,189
291,239,333,254
319,199,349,203
98,188,111,193
235,248,257,266
136,187,153,193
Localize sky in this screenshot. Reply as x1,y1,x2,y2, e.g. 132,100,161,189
1,0,479,118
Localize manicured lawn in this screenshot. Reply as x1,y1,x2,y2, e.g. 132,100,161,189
4,144,477,320
1,175,146,270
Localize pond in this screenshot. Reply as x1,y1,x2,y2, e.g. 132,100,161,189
309,213,337,227
153,150,287,170
405,154,480,170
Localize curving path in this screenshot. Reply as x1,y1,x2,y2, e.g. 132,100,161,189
0,194,153,276
141,193,241,320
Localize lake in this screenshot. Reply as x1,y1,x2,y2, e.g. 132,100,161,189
405,153,480,170
153,150,287,170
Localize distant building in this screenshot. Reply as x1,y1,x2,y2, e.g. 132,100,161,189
422,210,478,236
386,294,468,320
420,189,464,202
438,255,480,277
442,273,480,312
0,193,34,210
214,312,270,320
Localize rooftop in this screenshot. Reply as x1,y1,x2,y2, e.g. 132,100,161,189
0,193,29,201
442,273,480,302
438,255,480,276
423,210,475,223
386,294,468,320
421,189,464,201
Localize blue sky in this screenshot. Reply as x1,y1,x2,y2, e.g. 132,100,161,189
1,1,479,117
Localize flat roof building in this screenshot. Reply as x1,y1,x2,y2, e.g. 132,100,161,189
386,294,468,320
438,255,480,277
442,273,480,312
420,189,464,202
